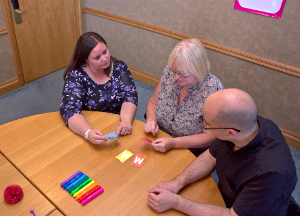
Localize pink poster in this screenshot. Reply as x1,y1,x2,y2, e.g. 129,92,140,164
234,0,286,19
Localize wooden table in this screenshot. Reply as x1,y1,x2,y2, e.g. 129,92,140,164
0,111,225,215
0,154,62,215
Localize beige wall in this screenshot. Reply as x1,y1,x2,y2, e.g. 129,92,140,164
0,2,17,83
82,0,300,136
83,0,300,69
1,1,299,135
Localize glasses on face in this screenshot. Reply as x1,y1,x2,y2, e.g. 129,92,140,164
203,119,241,132
166,66,191,78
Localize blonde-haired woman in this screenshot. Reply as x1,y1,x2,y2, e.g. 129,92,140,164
144,38,224,156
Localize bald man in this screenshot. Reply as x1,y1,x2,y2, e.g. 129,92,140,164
147,89,297,216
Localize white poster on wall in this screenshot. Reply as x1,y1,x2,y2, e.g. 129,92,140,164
234,0,286,19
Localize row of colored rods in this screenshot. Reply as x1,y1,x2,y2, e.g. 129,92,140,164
60,171,104,205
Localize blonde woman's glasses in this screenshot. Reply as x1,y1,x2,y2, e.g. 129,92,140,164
166,66,191,78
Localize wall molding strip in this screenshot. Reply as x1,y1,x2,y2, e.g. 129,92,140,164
76,0,83,35
129,66,160,88
82,8,300,79
0,27,8,35
0,78,22,96
281,128,300,150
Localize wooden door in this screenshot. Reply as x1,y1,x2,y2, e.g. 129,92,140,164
10,0,81,83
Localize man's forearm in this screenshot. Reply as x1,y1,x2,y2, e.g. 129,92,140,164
173,150,216,188
173,133,216,149
174,195,236,216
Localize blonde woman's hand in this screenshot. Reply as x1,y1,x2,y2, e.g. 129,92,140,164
144,120,159,136
152,138,174,152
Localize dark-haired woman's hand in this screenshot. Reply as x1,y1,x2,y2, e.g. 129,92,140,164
87,129,109,145
116,120,132,137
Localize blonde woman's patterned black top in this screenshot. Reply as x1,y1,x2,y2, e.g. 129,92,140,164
155,67,224,137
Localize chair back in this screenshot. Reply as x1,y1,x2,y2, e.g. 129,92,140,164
288,196,300,216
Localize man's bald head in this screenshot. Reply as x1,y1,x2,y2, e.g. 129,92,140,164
204,89,258,132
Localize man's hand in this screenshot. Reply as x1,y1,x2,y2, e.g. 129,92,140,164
156,179,183,194
147,187,179,212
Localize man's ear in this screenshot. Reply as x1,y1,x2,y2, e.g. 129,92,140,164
226,129,237,139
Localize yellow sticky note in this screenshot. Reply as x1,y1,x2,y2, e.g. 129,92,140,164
116,150,133,163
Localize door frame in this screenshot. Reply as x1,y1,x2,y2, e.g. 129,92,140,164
0,0,82,95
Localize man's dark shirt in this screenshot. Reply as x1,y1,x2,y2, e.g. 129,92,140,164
209,115,297,216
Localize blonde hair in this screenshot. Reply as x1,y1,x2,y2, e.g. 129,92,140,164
167,38,210,84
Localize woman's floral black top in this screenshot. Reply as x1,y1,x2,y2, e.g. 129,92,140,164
60,60,138,124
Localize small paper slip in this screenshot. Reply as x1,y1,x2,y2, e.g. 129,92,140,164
131,154,146,167
116,150,133,163
105,131,120,141
106,137,119,141
140,138,153,143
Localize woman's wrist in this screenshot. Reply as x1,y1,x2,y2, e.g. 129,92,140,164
172,137,182,148
120,119,132,125
84,129,92,140
146,119,156,123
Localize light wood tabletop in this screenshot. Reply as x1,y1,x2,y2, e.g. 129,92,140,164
0,111,225,215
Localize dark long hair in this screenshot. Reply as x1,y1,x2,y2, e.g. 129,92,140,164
63,32,117,79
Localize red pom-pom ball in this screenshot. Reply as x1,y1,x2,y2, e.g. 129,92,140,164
4,184,24,204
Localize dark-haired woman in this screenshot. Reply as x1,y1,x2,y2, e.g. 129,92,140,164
60,32,138,145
